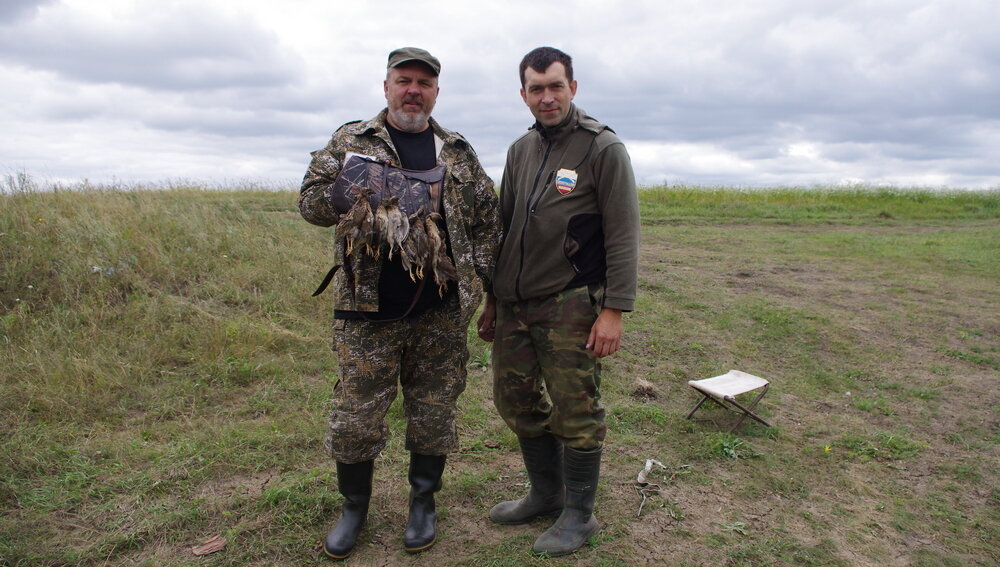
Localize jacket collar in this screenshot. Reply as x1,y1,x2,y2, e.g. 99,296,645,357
532,104,606,142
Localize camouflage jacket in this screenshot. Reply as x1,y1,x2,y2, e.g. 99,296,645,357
299,110,501,323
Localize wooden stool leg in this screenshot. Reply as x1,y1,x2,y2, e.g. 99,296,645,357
724,386,771,431
686,395,710,420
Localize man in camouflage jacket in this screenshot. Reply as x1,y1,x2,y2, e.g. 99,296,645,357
298,47,500,560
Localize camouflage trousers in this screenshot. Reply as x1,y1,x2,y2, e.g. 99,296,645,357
493,286,607,450
325,294,469,463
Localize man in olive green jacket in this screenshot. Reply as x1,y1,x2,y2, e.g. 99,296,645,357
478,46,640,557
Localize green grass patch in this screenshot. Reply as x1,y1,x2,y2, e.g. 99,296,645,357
836,431,925,461
2,184,998,566
700,432,761,460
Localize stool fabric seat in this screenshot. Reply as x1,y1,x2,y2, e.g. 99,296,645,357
686,370,771,431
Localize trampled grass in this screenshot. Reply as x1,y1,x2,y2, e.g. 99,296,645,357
2,184,998,566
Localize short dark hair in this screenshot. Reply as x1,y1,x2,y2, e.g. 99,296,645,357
519,47,573,87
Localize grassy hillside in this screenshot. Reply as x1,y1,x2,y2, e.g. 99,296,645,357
2,186,998,566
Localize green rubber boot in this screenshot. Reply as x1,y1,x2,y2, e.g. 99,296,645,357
489,434,564,524
532,446,601,557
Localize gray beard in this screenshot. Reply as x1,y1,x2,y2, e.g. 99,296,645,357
388,108,431,133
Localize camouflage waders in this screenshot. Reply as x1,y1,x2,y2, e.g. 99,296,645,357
325,294,469,464
492,286,607,450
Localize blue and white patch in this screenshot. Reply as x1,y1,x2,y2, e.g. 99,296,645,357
555,168,578,195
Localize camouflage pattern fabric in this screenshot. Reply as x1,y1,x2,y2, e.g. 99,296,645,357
325,295,469,463
298,109,501,324
331,156,455,295
492,286,607,450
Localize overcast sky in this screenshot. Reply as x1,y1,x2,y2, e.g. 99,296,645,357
2,0,998,190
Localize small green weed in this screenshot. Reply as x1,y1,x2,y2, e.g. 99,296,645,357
724,534,848,567
720,521,749,535
609,403,669,433
852,395,895,416
470,347,492,370
910,388,940,400
939,347,1000,370
940,463,980,482
837,432,924,461
704,432,760,460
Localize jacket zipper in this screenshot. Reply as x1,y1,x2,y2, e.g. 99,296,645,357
514,139,554,300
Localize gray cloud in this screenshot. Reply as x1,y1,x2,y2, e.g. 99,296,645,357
1,0,998,189
0,0,55,22
0,2,302,91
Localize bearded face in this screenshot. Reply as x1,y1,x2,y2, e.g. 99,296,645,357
385,62,439,133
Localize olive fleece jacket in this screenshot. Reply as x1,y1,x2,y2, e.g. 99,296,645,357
494,105,639,311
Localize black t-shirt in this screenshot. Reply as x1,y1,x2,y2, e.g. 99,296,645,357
335,123,452,321
387,123,436,170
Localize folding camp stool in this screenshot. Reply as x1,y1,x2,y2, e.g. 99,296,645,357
686,370,771,431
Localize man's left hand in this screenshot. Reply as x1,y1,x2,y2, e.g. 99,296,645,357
477,293,497,342
587,308,623,358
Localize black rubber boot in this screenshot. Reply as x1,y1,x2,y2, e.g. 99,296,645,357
532,446,601,557
489,434,564,524
323,460,374,560
403,453,446,553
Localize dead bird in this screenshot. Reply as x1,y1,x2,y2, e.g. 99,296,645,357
433,253,458,296
374,199,390,251
424,213,443,263
383,196,409,259
335,187,374,256
360,202,377,256
400,211,424,278
424,213,457,295
408,211,430,281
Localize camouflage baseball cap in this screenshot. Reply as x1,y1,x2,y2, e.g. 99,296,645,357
387,47,441,76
